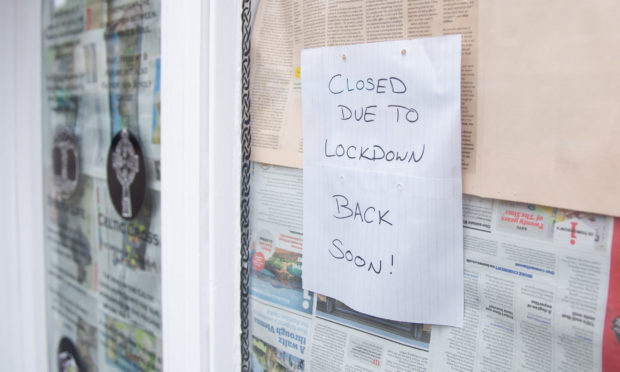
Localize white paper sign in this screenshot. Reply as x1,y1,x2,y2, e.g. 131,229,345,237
301,35,464,326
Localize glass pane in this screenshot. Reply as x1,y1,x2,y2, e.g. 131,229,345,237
42,1,162,370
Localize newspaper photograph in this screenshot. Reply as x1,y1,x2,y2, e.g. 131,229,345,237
315,294,431,351
102,313,162,371
251,335,305,372
249,163,313,315
251,299,311,366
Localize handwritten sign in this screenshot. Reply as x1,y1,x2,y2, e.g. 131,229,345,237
301,36,464,326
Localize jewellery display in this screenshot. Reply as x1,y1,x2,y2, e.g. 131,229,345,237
107,128,145,220
52,125,79,200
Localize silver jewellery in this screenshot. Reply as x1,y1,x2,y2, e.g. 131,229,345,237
52,125,79,199
112,129,140,218
107,128,146,220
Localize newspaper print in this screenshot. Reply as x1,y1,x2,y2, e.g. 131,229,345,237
247,162,620,372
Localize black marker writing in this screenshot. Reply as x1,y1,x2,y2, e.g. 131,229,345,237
388,105,419,123
337,105,377,122
332,194,392,226
329,238,386,275
328,74,407,95
324,139,425,164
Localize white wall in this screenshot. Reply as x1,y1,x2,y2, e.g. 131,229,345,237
0,0,243,370
0,0,47,370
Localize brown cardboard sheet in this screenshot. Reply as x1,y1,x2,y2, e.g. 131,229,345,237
472,1,620,216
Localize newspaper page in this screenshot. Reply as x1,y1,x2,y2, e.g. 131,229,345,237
247,162,620,371
251,0,620,217
249,0,478,174
42,1,162,371
248,163,312,371
427,197,615,371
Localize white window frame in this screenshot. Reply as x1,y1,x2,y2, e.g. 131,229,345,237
162,0,243,370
